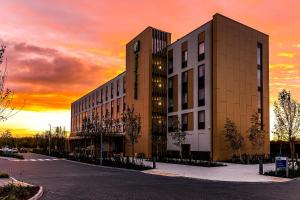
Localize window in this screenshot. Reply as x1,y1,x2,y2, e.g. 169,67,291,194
257,69,261,87
168,116,174,132
182,71,188,83
111,102,114,116
117,80,120,96
258,91,262,110
123,77,126,93
257,43,263,127
198,65,205,106
198,111,205,129
105,86,108,101
123,97,126,111
168,78,173,89
257,45,262,67
182,71,188,109
182,114,188,131
111,83,114,99
168,50,173,74
100,89,103,103
198,88,205,106
198,42,205,61
182,50,188,68
168,78,174,112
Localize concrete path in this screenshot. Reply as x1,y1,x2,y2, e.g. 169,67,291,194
143,161,291,182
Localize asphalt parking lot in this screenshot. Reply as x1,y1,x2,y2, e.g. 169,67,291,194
1,153,300,200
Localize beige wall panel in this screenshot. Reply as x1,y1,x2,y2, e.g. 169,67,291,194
212,14,269,161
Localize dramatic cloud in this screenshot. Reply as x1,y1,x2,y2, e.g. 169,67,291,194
4,41,124,111
0,0,300,136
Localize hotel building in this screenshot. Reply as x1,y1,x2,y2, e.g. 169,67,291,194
70,14,269,161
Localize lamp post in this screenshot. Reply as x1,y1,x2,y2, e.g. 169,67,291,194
48,124,51,156
97,100,103,166
100,125,103,166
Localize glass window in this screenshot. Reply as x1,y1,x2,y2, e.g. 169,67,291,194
258,91,262,109
257,46,262,66
257,69,261,87
184,51,188,61
168,78,173,89
182,72,188,83
198,65,205,77
198,42,205,61
198,111,205,129
182,50,188,68
183,93,187,104
199,88,205,100
182,114,188,131
199,42,204,54
168,116,174,132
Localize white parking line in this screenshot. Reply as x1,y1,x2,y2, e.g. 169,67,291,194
11,158,64,162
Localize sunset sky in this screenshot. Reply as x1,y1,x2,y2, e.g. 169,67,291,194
0,0,299,137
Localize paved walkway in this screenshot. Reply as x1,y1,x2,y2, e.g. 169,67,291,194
143,161,291,182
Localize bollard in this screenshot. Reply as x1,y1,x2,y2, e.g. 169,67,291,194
259,157,263,175
153,156,156,169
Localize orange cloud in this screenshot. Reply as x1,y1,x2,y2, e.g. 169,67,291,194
277,52,296,58
1,0,300,136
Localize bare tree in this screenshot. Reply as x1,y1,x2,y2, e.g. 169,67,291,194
273,89,300,172
247,112,265,154
122,105,141,159
223,118,244,160
169,120,186,159
0,45,18,121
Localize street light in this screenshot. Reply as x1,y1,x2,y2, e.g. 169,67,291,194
97,101,103,166
48,124,51,156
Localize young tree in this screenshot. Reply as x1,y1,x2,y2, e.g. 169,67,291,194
247,112,265,154
273,89,300,172
169,120,186,159
122,105,141,159
103,111,113,155
0,129,13,147
223,118,244,160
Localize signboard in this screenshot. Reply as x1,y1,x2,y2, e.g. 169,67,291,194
275,157,288,177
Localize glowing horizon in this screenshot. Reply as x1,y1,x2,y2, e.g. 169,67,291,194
0,0,299,137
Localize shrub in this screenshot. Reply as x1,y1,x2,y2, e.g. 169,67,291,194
0,184,39,200
264,168,300,178
0,152,24,160
226,154,273,164
0,172,9,178
154,157,226,167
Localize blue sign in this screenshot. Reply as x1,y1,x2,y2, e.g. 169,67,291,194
275,157,288,177
276,159,287,168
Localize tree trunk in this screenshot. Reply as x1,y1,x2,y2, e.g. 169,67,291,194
132,142,135,163
290,141,295,174
279,141,282,156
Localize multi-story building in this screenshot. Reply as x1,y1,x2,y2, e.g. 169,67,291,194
70,13,269,161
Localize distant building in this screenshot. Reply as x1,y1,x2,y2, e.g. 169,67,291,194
70,13,269,161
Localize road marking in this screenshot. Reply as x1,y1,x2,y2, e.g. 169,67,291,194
10,158,64,162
